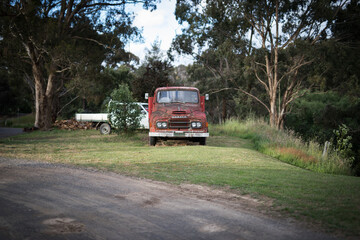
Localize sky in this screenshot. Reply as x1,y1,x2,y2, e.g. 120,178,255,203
127,0,194,66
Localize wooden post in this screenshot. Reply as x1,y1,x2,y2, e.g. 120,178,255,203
322,141,331,158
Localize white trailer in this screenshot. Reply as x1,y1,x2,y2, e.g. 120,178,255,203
75,103,149,134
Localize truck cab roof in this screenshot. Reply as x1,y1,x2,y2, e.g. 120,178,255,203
155,87,199,92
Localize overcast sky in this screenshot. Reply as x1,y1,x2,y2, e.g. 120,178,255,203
127,0,194,66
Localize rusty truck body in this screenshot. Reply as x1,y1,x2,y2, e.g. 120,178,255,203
146,87,209,146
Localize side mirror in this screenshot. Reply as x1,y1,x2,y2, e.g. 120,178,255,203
145,93,149,100
205,94,209,101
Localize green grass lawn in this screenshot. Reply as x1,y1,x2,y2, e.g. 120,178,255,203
0,129,359,237
0,113,34,128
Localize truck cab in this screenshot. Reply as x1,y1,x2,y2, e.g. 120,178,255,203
146,87,209,146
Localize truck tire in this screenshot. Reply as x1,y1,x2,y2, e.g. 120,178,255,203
99,123,111,135
149,136,157,146
199,137,206,145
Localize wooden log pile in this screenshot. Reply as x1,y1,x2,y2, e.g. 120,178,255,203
53,119,94,130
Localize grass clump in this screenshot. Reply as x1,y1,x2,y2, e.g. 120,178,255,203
211,118,352,175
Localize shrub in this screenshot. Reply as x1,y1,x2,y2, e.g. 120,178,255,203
107,84,141,134
333,124,355,168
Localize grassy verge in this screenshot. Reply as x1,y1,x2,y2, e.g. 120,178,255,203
0,129,359,237
0,113,34,128
210,118,352,175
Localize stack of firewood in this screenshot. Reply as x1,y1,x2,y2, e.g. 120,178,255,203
53,119,94,130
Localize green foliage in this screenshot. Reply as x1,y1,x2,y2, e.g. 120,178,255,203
132,40,173,101
185,44,268,123
0,0,157,128
172,0,343,127
333,124,355,167
332,0,360,44
286,92,357,140
285,91,360,175
0,26,33,115
211,118,353,175
107,84,141,134
305,1,360,96
0,69,32,115
0,114,35,128
307,40,360,96
57,66,135,119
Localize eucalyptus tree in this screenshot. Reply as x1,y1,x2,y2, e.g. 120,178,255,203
132,40,173,101
172,0,349,129
0,0,157,129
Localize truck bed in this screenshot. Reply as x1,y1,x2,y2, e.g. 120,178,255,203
75,113,108,122
76,113,149,129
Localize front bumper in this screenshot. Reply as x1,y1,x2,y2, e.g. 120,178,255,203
149,131,209,138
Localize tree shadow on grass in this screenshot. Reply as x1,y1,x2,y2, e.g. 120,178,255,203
207,136,254,149
152,136,254,149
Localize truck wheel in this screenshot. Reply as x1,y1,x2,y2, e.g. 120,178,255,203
199,137,206,145
149,137,157,146
99,123,111,135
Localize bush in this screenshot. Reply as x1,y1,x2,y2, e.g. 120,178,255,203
333,124,355,168
107,84,141,134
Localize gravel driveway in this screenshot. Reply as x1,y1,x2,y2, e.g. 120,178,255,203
0,157,337,240
0,128,24,138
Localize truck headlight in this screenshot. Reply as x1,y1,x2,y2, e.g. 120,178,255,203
191,122,202,128
156,121,167,129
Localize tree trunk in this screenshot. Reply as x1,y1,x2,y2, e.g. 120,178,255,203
269,97,277,128
32,62,57,130
278,114,285,130
32,62,44,128
82,98,87,111
222,98,227,123
277,107,285,130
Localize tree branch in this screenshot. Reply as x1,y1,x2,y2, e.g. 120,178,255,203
253,66,270,93
311,0,348,44
207,87,270,113
277,58,313,87
57,96,79,115
72,36,113,50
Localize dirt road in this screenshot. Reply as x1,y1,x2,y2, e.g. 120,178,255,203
0,157,337,240
0,128,23,138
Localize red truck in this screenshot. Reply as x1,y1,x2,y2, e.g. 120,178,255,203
145,87,209,146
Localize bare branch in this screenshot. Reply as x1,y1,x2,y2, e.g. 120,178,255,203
280,0,314,49
236,88,270,113
59,86,75,97
23,72,35,96
205,65,220,79
56,67,71,73
57,96,79,115
277,59,313,86
207,87,233,95
311,0,348,44
72,36,113,50
244,14,264,41
253,67,270,93
254,61,266,68
207,87,270,113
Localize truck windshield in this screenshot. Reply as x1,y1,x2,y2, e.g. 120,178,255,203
157,90,199,104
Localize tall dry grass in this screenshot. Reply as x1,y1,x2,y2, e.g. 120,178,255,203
211,118,352,175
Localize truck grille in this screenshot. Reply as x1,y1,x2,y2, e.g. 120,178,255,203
172,111,187,114
169,119,190,129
